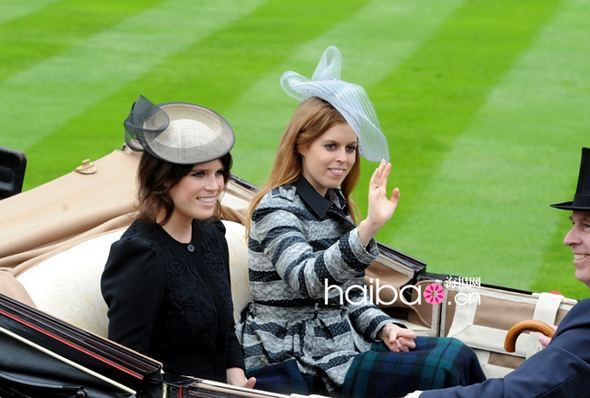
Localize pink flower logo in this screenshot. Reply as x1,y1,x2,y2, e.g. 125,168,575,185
423,283,444,305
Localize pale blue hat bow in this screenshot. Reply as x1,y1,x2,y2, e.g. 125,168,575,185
280,46,390,162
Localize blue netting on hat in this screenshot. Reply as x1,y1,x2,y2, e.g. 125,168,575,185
280,46,389,162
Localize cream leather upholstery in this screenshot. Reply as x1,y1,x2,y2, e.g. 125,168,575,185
224,221,253,320
15,221,252,337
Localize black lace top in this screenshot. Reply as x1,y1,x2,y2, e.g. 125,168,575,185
101,219,244,381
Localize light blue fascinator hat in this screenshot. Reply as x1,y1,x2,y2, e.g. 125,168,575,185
280,46,389,162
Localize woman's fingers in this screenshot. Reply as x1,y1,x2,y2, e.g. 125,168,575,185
389,339,400,352
376,160,387,185
397,328,417,339
390,187,400,203
244,377,256,389
396,340,409,352
398,336,416,349
370,160,385,188
380,161,391,185
370,160,392,193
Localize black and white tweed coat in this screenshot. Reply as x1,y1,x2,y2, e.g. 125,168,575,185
237,177,395,391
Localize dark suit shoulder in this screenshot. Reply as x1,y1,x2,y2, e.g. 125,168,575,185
548,298,590,361
556,298,590,331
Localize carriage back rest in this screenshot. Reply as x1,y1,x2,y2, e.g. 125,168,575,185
15,221,252,338
440,284,577,378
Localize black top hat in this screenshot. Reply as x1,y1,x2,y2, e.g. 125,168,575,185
551,148,590,211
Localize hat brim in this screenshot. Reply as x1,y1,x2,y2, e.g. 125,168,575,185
147,102,234,165
550,201,590,211
125,99,235,165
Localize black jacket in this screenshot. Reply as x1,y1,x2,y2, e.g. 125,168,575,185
101,219,244,381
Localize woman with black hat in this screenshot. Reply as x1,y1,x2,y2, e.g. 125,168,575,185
101,96,255,388
405,148,590,397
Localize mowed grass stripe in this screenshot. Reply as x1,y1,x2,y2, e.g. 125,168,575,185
22,0,367,188
381,0,590,295
527,0,590,298
121,0,368,114
0,0,264,175
0,0,59,26
390,0,590,296
360,0,562,254
223,0,465,184
0,0,161,82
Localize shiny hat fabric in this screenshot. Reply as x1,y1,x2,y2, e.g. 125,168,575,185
280,46,390,162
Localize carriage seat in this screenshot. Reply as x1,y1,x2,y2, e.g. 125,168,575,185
15,220,252,337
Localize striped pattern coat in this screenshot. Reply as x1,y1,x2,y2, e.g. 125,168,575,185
237,177,394,392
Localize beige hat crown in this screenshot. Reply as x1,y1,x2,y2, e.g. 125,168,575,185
124,95,234,164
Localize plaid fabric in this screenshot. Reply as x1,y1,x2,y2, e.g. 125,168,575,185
246,337,484,397
339,337,486,398
242,180,485,396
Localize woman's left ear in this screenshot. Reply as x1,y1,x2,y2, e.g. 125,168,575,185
297,145,307,158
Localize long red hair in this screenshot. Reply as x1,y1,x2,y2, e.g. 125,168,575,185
246,97,360,235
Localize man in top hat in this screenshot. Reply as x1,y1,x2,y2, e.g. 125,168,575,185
405,148,590,397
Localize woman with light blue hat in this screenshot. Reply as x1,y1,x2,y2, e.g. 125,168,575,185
237,46,485,397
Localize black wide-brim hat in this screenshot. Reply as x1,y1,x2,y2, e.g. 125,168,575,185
551,147,590,211
123,95,234,165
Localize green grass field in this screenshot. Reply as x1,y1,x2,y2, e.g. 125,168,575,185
2,0,590,298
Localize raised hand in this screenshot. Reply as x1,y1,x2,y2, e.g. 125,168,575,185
358,160,400,246
368,160,400,226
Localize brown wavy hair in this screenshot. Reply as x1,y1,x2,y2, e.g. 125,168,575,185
136,152,232,225
246,97,360,235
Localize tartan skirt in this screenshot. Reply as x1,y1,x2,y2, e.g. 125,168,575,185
247,336,485,397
